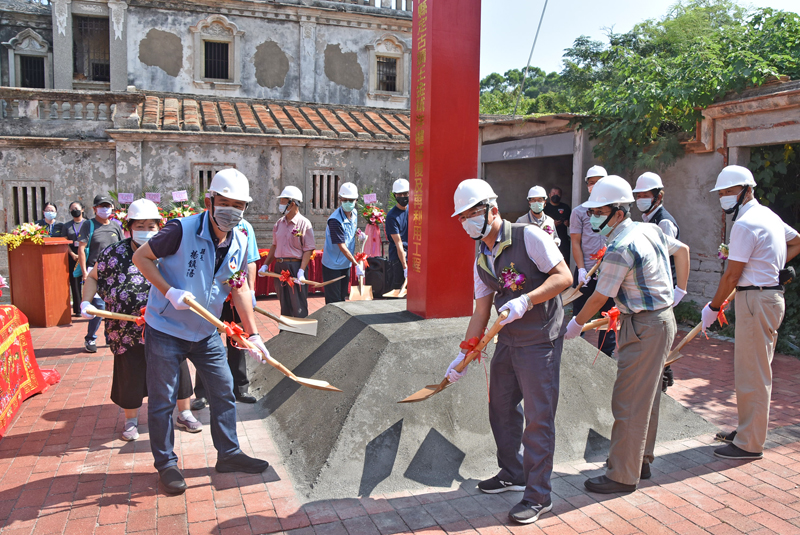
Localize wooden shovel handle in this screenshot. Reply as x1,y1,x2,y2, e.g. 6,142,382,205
454,310,509,373
667,289,737,361
85,306,140,323
582,317,609,332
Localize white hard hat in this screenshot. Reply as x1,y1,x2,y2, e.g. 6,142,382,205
209,168,252,203
710,165,757,192
585,165,608,182
127,198,160,220
527,186,547,199
632,172,664,192
451,179,498,217
278,186,303,202
338,182,358,199
392,178,410,194
583,176,635,208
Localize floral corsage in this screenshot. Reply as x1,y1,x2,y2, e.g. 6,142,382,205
225,269,246,288
542,224,555,235
718,243,729,260
292,228,304,238
499,263,526,291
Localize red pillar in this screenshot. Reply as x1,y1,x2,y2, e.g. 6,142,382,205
407,0,481,319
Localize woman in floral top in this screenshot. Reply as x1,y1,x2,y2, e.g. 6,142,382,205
80,199,201,441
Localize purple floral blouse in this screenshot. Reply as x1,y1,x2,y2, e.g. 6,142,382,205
95,238,149,355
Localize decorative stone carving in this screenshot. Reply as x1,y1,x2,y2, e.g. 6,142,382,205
190,14,243,38
4,29,50,53
108,1,128,41
52,0,72,36
3,29,53,88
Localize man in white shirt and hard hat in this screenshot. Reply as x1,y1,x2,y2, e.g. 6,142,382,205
702,165,800,460
569,165,617,356
260,186,316,318
633,172,681,392
516,186,560,247
445,179,572,524
322,182,364,303
133,169,271,495
564,175,690,494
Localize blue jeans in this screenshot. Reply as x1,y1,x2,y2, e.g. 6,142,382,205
144,324,241,471
85,296,105,342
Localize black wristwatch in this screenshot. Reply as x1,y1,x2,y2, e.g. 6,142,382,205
709,305,720,312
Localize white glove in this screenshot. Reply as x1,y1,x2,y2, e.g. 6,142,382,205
165,287,194,311
673,287,687,307
564,317,583,340
701,303,719,333
296,269,305,286
355,262,365,278
251,290,257,309
404,267,408,278
498,295,529,325
578,268,590,287
445,351,467,383
257,264,269,277
80,301,95,319
246,334,270,364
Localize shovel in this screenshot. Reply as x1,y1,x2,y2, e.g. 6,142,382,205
254,305,317,337
398,310,509,403
383,278,408,299
561,260,603,306
183,296,341,392
259,271,345,288
665,289,737,367
84,306,141,323
349,275,374,301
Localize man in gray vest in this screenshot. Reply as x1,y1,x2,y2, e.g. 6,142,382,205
445,179,572,525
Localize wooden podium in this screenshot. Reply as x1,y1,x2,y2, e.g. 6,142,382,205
7,237,71,327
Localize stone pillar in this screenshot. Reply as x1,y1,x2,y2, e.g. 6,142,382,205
115,140,143,193
299,20,317,103
108,1,128,92
51,0,73,90
406,0,481,319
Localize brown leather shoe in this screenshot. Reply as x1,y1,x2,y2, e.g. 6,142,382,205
584,475,636,494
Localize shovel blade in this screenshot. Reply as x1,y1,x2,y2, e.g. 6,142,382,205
349,286,374,301
665,351,683,368
561,287,583,305
293,377,343,392
383,289,403,298
276,316,318,337
397,379,450,403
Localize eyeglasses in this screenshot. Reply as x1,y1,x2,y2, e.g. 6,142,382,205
586,208,612,217
457,205,487,223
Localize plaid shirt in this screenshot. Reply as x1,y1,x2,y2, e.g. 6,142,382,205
595,218,683,314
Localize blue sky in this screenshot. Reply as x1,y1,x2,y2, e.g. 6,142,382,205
480,0,800,78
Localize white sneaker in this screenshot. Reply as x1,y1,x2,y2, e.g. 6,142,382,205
121,421,139,441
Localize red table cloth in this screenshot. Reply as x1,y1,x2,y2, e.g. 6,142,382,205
254,249,357,297
0,305,47,437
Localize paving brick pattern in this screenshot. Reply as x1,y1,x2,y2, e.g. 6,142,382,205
1,297,800,534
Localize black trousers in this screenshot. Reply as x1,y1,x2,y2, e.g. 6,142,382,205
275,260,308,318
68,256,82,315
571,269,617,356
322,265,350,304
389,258,406,290
194,299,249,398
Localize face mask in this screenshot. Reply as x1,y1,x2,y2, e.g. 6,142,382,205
719,195,738,211
70,209,82,218
396,196,409,207
132,230,157,245
44,211,57,221
590,212,617,237
278,203,288,214
462,215,489,239
213,205,244,232
550,195,561,204
636,198,653,213
529,202,545,214
342,201,356,212
96,207,113,219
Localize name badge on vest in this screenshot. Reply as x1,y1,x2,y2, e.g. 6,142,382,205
229,257,238,272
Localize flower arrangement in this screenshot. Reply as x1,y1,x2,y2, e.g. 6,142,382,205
292,228,304,238
718,243,729,260
0,223,49,251
361,205,386,226
499,263,526,291
166,204,200,220
112,208,127,222
0,274,7,297
225,269,247,289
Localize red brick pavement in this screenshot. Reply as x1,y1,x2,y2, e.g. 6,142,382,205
1,297,800,534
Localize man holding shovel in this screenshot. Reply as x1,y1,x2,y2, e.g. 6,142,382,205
702,165,800,460
259,186,315,317
132,169,271,495
570,166,617,356
564,175,690,494
444,179,572,524
322,182,364,303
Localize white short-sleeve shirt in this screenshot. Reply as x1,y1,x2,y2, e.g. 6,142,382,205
473,223,564,299
728,200,798,287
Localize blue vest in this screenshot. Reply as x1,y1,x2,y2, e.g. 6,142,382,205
145,211,248,342
322,207,357,270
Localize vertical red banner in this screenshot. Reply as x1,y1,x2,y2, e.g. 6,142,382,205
407,0,481,319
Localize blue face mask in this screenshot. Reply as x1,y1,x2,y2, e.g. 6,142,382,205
342,201,356,212
590,213,616,237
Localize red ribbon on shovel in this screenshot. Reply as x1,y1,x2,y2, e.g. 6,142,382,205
354,252,369,265
279,270,295,288
593,307,620,365
136,307,147,327
590,246,607,261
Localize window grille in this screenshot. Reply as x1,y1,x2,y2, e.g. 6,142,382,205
7,183,49,227
377,56,397,92
192,163,236,196
204,41,229,80
19,56,45,88
73,16,110,82
310,172,340,214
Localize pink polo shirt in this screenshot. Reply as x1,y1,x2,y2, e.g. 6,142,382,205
272,213,315,258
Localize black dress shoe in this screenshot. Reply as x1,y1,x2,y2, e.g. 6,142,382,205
190,397,207,411
159,466,187,495
641,463,651,480
216,452,269,474
235,394,257,404
584,475,636,494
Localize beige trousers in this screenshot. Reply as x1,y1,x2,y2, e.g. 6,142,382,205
606,307,676,486
733,289,785,454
